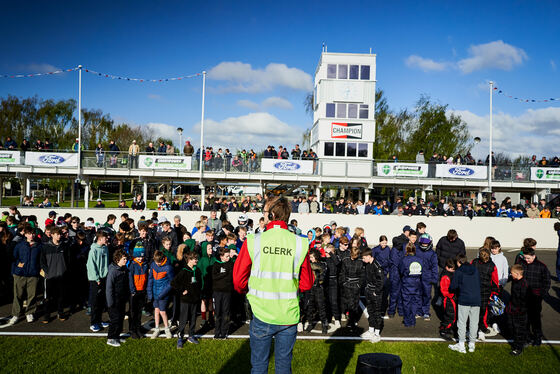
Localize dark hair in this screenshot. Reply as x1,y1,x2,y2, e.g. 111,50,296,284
521,247,535,256
153,250,165,263
309,249,321,260
456,254,468,264
408,230,417,237
185,251,199,261
491,240,501,250
445,258,456,270
113,249,127,264
265,196,291,222
119,222,130,232
405,243,416,256
362,248,373,257
379,235,388,242
107,214,116,222
219,246,230,258
523,238,536,248
416,222,426,230
96,230,108,241
447,229,458,241
478,247,490,262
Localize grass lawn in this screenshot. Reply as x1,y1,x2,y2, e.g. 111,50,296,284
0,337,558,373
1,196,159,209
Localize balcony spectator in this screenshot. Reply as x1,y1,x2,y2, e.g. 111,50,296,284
166,144,175,155
526,203,540,219
540,206,552,218
4,136,17,149
464,152,475,165
118,200,128,209
131,194,145,211
170,197,180,211
157,141,167,155
551,157,560,167
279,146,289,159
553,206,560,219
416,150,425,163
183,141,194,156
239,150,248,170
485,152,497,178
310,195,319,214
34,139,44,151
145,142,156,154
128,140,140,169
263,145,272,158
95,144,105,167
231,155,242,172
214,149,224,170
298,196,310,214
94,198,105,208
44,139,53,151
108,140,120,168
72,138,83,152
391,155,398,163
269,146,278,158
22,196,34,207
538,157,548,167
224,149,232,172
291,144,302,160
428,153,439,177
20,139,30,153
301,150,309,160
530,155,538,166
537,199,547,212
455,154,463,165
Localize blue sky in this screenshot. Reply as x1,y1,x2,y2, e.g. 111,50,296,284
1,0,559,158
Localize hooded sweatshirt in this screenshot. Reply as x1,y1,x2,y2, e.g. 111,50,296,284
449,262,481,307
490,251,509,287
86,242,109,282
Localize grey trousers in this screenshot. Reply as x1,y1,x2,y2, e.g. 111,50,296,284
12,275,39,317
457,304,480,344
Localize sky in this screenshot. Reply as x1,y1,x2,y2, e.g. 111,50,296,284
1,0,559,160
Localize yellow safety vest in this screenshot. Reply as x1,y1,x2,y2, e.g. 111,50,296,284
246,227,308,325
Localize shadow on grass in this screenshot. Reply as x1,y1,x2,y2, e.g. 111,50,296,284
216,339,251,374
322,328,362,374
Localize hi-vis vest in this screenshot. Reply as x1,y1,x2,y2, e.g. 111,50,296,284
246,227,308,325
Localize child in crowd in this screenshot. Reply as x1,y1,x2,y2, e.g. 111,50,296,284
399,243,423,327
323,243,341,328
340,245,363,329
416,233,438,321
439,258,457,340
86,231,110,332
171,251,202,347
507,264,529,356
198,239,216,329
305,249,329,334
212,247,235,339
489,240,509,333
148,250,174,339
40,226,68,323
106,249,130,347
471,248,499,339
128,243,149,339
361,248,384,342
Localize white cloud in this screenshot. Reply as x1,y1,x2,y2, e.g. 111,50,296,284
551,60,557,71
237,96,294,110
145,122,182,146
208,61,313,93
405,55,448,72
16,63,62,73
457,40,528,74
450,107,560,159
192,112,304,150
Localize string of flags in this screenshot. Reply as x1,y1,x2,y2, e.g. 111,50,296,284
493,86,559,103
0,67,78,78
84,69,201,82
1,66,202,82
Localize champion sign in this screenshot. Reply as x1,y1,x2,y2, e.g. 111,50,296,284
448,167,475,176
39,155,66,164
331,123,362,139
273,161,301,171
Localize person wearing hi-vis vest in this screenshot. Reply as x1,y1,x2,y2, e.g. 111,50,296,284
233,196,314,374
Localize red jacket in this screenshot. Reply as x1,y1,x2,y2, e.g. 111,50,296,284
233,221,314,294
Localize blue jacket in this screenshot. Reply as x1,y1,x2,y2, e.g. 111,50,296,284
147,258,173,300
372,245,391,276
390,245,406,279
399,255,423,294
416,247,439,285
12,240,42,277
449,262,481,307
129,258,149,293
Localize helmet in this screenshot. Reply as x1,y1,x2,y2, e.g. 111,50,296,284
489,295,505,316
418,233,433,251
238,214,248,226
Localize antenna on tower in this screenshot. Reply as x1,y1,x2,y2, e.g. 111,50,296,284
370,47,372,54
322,42,325,52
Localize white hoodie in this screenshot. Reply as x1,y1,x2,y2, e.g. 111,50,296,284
491,252,509,287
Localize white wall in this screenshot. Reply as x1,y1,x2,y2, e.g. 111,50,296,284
18,208,559,249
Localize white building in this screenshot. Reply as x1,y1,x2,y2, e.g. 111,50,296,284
310,51,377,159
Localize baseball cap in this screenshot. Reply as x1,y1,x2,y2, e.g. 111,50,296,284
403,225,412,232
97,198,102,202
84,221,95,228
48,210,57,217
158,216,168,224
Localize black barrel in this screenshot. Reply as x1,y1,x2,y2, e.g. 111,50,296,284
355,353,402,374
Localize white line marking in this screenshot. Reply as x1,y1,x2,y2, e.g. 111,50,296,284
1,331,559,344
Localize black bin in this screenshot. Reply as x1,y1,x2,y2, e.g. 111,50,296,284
355,353,402,374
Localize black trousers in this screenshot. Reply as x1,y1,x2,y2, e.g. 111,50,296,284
108,301,126,340
479,290,491,330
45,276,65,317
440,297,457,331
89,279,106,325
342,283,361,324
177,302,198,339
214,291,231,337
327,278,340,321
508,312,528,350
527,294,543,338
129,291,146,333
305,285,327,323
365,287,383,330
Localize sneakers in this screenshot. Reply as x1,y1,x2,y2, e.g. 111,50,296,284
177,338,184,349
187,336,199,345
492,323,500,334
42,314,50,324
532,337,542,347
439,329,454,341
106,339,121,347
510,349,523,356
305,322,314,333
340,314,347,322
6,316,18,326
448,343,466,354
334,320,341,329
90,324,101,332
361,330,374,340
423,314,430,321
303,322,309,331
478,331,486,341
297,323,303,332
151,327,160,339
101,322,110,328
468,343,475,353
164,327,172,339
481,327,491,334
119,339,126,344
371,333,381,343
26,314,34,323
58,314,67,322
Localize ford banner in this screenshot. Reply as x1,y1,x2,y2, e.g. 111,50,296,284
25,152,78,167
138,155,192,170
435,164,488,179
261,158,314,174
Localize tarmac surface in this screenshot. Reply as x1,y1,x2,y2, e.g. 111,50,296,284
0,248,559,343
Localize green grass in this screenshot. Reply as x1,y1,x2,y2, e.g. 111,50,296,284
0,337,558,373
1,196,159,209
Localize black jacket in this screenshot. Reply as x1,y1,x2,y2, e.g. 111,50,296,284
392,234,408,252
507,277,528,315
340,257,364,287
324,252,340,280
106,263,130,307
449,263,481,307
311,260,327,287
363,259,384,294
171,266,202,304
40,240,68,279
471,258,499,296
435,236,466,268
212,260,234,292
515,256,551,296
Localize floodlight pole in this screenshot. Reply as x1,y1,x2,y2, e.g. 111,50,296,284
488,81,493,195
78,65,82,175
199,71,207,207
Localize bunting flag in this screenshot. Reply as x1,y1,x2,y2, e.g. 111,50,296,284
84,69,202,82
0,67,78,78
493,86,559,103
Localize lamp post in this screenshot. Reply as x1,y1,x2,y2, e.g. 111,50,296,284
177,127,183,155
489,81,493,195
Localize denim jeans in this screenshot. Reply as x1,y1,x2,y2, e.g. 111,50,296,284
249,316,297,374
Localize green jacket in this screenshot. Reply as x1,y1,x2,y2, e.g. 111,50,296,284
197,254,216,290
86,242,109,282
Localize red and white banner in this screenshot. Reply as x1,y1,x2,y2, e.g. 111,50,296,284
331,122,362,139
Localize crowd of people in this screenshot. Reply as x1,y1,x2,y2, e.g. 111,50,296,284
0,202,556,356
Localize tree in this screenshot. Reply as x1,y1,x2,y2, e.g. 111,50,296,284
401,95,471,161
81,109,113,150
373,89,411,160
304,92,314,117
35,98,76,149
108,123,149,150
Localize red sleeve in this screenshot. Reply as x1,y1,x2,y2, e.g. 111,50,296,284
298,253,315,292
233,240,252,294
440,276,454,298
490,266,499,296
